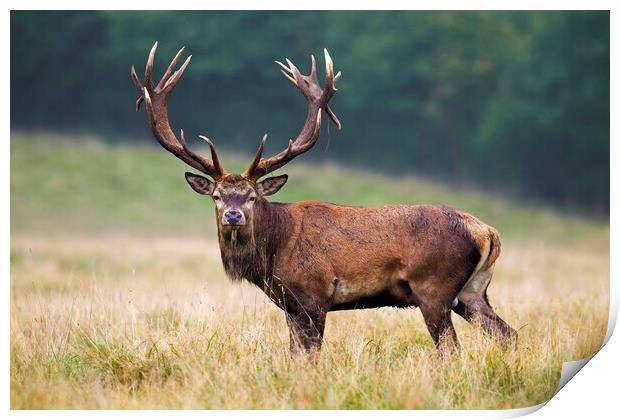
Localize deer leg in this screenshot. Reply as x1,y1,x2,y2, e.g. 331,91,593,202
419,304,459,355
454,265,516,345
452,267,517,344
453,297,516,345
285,308,327,355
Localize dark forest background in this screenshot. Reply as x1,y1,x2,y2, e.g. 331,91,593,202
11,11,609,214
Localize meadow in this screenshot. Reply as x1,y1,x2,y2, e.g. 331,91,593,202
10,134,610,409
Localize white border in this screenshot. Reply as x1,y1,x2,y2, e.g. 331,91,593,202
3,2,617,419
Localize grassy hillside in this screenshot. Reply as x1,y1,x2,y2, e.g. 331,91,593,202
11,133,607,242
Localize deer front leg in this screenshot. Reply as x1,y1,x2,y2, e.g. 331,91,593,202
285,308,327,355
419,304,460,356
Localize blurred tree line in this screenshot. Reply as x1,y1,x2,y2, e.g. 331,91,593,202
11,11,609,213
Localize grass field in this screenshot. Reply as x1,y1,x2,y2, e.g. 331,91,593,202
10,134,610,409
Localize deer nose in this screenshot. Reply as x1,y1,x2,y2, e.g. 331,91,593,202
224,209,244,225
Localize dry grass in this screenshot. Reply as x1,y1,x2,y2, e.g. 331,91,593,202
9,135,610,409
10,232,609,409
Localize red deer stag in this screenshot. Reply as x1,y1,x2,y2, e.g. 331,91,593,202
131,43,516,354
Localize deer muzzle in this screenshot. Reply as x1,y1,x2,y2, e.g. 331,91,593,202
222,209,246,226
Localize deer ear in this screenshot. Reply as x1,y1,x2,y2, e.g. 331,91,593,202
185,172,215,195
257,175,288,196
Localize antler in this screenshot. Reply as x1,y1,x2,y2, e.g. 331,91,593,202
244,49,341,180
131,42,226,180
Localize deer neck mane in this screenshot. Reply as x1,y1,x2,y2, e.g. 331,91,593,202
216,199,291,283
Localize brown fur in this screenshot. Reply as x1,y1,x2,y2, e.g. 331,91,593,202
215,190,516,354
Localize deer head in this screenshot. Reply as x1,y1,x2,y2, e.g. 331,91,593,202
131,42,341,241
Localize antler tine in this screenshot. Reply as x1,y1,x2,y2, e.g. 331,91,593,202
133,43,226,180
285,58,304,86
274,60,293,76
135,96,144,112
307,109,322,145
281,71,296,86
322,48,341,129
131,65,144,94
179,129,225,176
323,48,334,88
244,134,268,178
158,46,185,90
322,49,338,98
284,58,296,73
325,105,342,130
131,65,145,111
198,135,227,176
163,54,192,92
143,87,155,124
144,41,158,89
310,54,318,82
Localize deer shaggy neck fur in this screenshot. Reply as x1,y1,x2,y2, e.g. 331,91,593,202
217,199,291,283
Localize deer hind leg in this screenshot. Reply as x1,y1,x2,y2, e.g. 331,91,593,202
454,264,516,344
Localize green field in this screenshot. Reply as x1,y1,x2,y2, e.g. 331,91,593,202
10,134,609,409
11,133,606,241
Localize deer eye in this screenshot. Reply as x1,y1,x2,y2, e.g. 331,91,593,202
248,196,256,202
213,195,221,201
